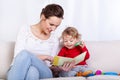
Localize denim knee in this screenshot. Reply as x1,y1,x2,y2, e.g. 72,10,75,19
26,66,39,80
16,50,31,59
13,50,31,64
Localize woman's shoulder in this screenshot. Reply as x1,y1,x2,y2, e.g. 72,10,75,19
16,25,32,39
19,25,30,32
50,32,60,41
18,25,32,35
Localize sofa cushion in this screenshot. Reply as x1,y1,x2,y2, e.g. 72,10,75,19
87,75,120,80
41,77,86,80
0,41,15,79
0,79,5,80
85,41,120,73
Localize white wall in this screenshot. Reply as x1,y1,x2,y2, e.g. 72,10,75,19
0,0,120,41
52,0,120,41
0,0,27,41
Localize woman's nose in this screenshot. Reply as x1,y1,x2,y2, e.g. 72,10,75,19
51,26,56,31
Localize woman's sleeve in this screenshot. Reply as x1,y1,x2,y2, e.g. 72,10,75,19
50,35,61,57
14,26,28,58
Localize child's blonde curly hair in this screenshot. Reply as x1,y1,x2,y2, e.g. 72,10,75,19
62,27,81,39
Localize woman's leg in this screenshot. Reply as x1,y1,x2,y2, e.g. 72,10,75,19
28,51,53,79
26,66,39,80
7,50,53,80
7,50,32,80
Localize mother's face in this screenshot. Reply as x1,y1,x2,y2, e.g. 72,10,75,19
41,15,62,35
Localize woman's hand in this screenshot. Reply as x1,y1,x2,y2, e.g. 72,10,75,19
59,60,75,71
37,55,54,62
46,55,54,62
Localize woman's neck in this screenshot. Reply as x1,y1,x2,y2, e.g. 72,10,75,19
31,23,50,40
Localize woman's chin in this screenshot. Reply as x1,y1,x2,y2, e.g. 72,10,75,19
46,31,52,34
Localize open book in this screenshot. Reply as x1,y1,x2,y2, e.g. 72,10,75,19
52,51,86,66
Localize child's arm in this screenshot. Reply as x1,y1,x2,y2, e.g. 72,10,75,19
75,41,90,60
81,46,90,60
75,40,85,48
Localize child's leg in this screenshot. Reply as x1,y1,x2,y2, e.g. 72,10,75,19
81,65,93,76
72,66,83,72
59,66,85,77
59,70,77,77
59,66,81,77
73,66,84,76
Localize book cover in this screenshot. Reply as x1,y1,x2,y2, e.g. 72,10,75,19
52,51,86,66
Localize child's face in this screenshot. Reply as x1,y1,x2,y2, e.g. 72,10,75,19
63,35,77,49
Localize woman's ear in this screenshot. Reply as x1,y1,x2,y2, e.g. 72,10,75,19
40,14,46,20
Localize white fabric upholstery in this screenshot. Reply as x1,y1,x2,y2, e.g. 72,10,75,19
87,75,120,80
0,41,120,80
0,41,15,79
86,41,120,73
41,77,86,80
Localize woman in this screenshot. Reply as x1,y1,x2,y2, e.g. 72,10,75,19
7,4,75,80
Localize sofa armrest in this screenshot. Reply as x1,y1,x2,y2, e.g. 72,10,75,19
0,41,15,79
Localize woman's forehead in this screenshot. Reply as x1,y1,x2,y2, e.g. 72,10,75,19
48,16,62,25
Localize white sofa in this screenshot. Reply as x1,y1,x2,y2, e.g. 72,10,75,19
0,40,120,80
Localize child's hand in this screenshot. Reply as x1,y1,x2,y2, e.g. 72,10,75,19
79,40,85,48
59,60,75,71
75,40,85,48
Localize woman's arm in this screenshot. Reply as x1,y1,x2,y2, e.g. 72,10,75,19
50,34,61,57
14,26,28,58
37,55,54,62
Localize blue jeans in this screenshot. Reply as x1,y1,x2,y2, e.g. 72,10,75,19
59,65,94,77
7,50,53,80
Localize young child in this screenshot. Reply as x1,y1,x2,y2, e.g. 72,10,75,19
58,27,93,77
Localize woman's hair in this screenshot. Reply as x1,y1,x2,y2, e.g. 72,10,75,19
62,27,81,39
41,4,64,19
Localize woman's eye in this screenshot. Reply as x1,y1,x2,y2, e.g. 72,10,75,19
50,24,54,26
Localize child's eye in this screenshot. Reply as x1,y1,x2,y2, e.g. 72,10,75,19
70,41,73,42
64,41,67,42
